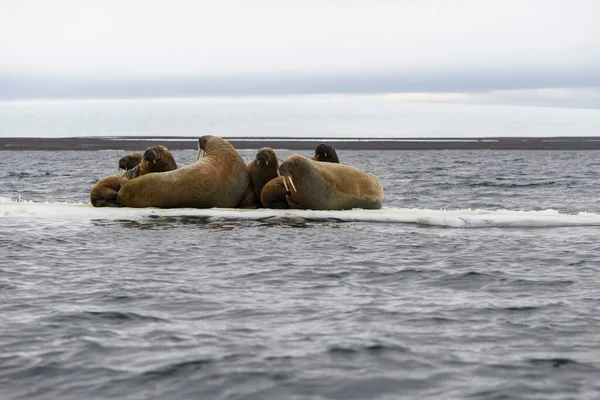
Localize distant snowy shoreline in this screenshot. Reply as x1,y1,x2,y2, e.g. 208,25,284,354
2,137,600,151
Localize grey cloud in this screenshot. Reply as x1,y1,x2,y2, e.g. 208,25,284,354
1,67,599,101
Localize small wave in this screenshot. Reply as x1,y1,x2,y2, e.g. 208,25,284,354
505,278,575,288
502,305,540,312
328,343,409,355
432,270,503,289
47,310,167,325
140,359,213,379
7,171,52,179
468,180,557,188
359,268,434,284
0,282,16,291
484,301,567,314
528,357,580,368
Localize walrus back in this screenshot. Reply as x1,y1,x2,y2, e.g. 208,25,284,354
90,174,124,207
118,155,250,208
312,161,384,209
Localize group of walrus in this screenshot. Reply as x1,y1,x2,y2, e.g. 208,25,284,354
90,136,384,210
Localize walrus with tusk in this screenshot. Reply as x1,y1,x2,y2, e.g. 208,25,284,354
117,135,252,208
277,154,383,210
310,144,340,163
118,152,143,171
90,145,178,207
247,147,280,208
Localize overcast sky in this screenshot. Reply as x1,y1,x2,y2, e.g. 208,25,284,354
1,0,599,105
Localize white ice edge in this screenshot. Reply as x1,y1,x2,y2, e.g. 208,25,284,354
1,200,600,228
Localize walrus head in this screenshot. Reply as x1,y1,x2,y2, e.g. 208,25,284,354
118,152,143,171
142,145,178,172
196,137,206,160
254,147,278,167
311,144,340,163
278,155,333,209
277,155,315,198
196,135,238,161
122,145,177,181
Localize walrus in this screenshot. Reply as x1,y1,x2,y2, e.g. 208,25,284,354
277,155,383,210
90,145,178,207
260,145,340,209
118,152,143,171
310,144,340,163
120,145,178,183
247,147,279,208
117,135,252,208
260,177,290,209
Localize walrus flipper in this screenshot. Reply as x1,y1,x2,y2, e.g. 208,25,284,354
260,177,290,209
91,199,121,207
122,165,141,182
237,185,259,209
91,184,121,207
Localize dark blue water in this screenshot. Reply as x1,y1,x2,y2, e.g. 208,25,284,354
1,148,600,399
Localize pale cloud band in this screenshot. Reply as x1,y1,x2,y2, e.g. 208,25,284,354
1,0,599,107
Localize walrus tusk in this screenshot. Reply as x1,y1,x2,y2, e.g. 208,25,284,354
196,149,205,161
153,160,157,164
288,176,297,194
266,161,269,166
281,176,290,192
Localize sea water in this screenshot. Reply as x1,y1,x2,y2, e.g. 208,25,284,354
1,99,600,399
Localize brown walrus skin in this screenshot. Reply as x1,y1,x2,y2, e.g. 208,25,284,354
90,145,178,207
89,175,124,208
118,153,143,171
247,147,279,208
310,144,340,163
278,154,383,210
260,177,290,209
120,145,178,184
117,135,252,209
261,145,341,209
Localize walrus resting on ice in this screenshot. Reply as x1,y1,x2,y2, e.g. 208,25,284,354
120,145,178,183
90,145,177,207
260,177,290,209
260,146,340,209
117,135,251,208
310,144,340,163
277,155,383,210
247,147,279,208
118,152,143,171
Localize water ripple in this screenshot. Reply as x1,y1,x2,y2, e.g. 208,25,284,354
2,149,600,399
